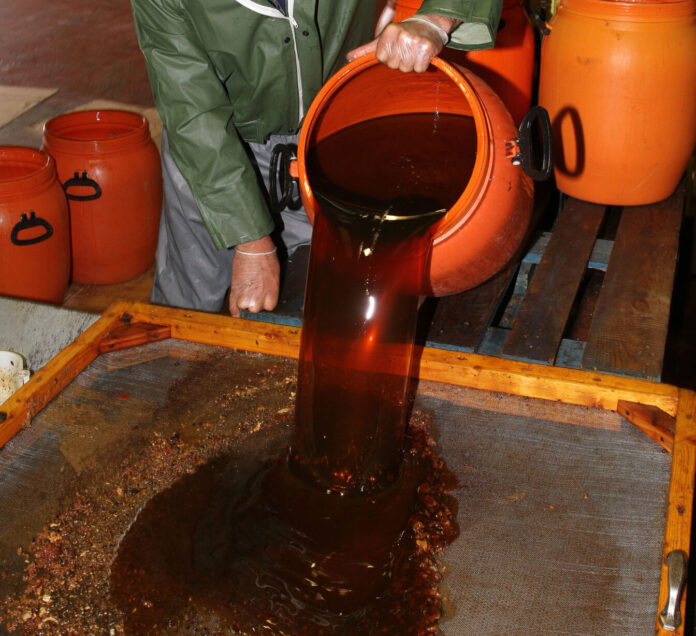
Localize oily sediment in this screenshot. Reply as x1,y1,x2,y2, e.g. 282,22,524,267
1,350,458,635
0,350,297,634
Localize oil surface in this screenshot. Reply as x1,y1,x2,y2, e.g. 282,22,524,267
109,434,454,634
305,112,477,216
110,112,476,633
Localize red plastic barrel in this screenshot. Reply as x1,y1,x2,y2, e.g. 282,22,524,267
42,110,162,284
393,0,535,125
296,55,537,297
0,147,71,303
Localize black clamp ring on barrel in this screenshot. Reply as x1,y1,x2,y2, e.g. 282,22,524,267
269,143,302,213
10,211,54,246
63,171,102,201
510,105,553,181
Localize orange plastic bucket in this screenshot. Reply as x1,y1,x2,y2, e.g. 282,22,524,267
539,0,696,204
42,110,162,284
296,55,540,297
392,0,536,125
392,0,422,16
0,147,71,303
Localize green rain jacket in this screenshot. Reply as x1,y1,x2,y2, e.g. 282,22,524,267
130,0,501,249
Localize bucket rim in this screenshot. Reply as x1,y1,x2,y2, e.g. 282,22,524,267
0,146,56,197
42,109,152,155
296,54,492,241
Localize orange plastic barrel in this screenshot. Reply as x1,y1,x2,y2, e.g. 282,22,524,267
296,55,536,297
42,110,162,284
393,0,422,17
539,0,696,205
392,0,535,125
0,147,70,303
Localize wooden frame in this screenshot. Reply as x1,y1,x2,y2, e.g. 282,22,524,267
1,300,694,634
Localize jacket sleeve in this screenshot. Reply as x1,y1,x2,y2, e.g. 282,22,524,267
130,0,274,249
418,0,502,50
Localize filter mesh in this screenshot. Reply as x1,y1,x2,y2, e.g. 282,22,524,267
424,393,671,635
0,341,672,634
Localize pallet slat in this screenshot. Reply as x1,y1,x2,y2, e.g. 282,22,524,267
502,198,606,364
425,264,515,351
582,183,684,380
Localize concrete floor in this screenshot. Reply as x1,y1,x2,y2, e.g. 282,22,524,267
0,0,695,388
0,0,153,149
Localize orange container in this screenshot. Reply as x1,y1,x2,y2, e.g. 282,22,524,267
393,0,422,17
296,55,537,297
539,0,696,205
393,0,536,125
42,110,162,284
0,147,70,303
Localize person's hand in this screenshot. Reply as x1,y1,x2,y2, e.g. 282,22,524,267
229,236,280,317
347,14,461,73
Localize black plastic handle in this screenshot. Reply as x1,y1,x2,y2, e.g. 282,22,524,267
516,105,553,181
526,4,551,36
63,171,102,201
269,143,302,213
10,211,54,246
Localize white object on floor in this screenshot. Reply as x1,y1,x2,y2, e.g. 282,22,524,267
0,350,30,405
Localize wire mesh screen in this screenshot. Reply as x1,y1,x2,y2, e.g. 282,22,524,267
0,340,672,634
424,393,671,635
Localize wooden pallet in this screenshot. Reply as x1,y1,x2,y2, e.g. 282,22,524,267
0,302,694,633
480,183,683,381
255,181,685,383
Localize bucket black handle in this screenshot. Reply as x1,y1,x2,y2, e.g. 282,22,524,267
526,4,551,36
511,105,553,181
63,171,102,201
11,211,54,246
269,143,302,213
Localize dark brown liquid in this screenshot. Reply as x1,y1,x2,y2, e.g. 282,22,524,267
305,112,477,216
290,113,476,493
110,113,475,633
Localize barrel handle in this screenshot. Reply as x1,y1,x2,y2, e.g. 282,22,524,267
63,171,102,201
526,3,551,35
269,143,302,213
10,211,54,246
509,105,553,181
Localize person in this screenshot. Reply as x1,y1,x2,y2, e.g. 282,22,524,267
130,0,501,316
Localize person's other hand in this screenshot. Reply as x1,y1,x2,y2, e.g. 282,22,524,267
229,236,280,317
347,14,460,73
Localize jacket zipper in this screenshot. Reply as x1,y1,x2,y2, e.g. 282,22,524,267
287,0,304,125
233,0,303,128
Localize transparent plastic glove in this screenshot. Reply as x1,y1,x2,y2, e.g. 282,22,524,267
229,237,280,317
347,14,453,73
374,0,397,36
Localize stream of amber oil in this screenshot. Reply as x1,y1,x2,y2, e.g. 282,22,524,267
289,113,475,494
289,206,435,493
